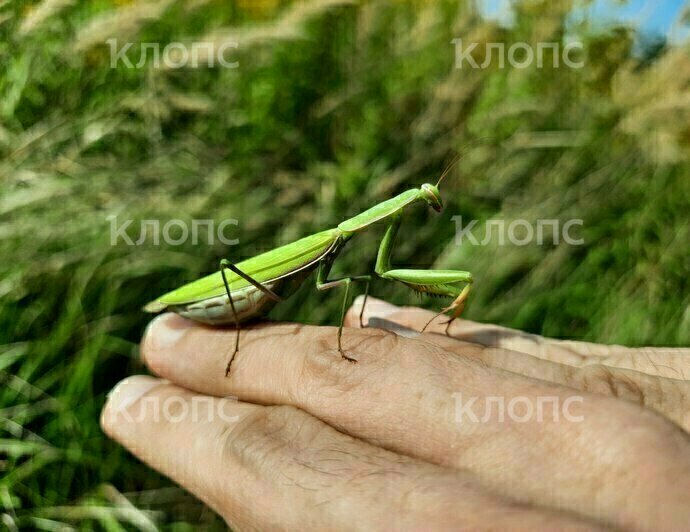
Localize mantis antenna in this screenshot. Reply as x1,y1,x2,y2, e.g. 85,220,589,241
436,153,462,187
436,136,494,187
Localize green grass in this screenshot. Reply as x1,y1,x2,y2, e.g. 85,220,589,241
1,0,689,528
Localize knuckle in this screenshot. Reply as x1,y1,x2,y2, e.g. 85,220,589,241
296,327,400,402
221,405,319,471
221,407,288,470
351,326,402,357
571,364,647,404
564,365,690,431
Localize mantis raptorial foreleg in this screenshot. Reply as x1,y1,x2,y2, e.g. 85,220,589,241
220,259,284,375
374,213,473,335
420,283,472,335
316,261,371,361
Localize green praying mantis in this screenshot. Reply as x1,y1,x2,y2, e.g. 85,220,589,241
144,169,473,375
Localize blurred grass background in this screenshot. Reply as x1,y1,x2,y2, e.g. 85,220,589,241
1,0,689,529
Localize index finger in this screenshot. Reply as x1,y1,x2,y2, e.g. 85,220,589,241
347,296,690,380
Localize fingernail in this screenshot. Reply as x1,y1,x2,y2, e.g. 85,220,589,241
351,296,400,325
106,375,164,413
143,313,192,351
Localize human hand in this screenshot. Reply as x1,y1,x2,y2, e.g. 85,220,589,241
102,297,690,530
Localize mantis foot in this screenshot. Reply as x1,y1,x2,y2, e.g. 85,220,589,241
440,318,456,336
225,351,238,377
339,351,358,363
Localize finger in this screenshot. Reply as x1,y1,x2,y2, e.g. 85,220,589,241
345,298,690,429
406,329,690,432
347,296,690,381
101,376,598,531
142,315,690,530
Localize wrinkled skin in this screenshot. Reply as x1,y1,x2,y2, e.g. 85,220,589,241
102,297,690,531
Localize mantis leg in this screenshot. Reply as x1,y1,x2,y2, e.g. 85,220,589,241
420,283,471,334
374,213,473,336
316,261,371,362
219,258,284,376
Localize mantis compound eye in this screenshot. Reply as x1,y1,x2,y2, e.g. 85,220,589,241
421,183,443,212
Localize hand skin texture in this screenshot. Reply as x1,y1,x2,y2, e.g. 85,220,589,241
101,296,690,531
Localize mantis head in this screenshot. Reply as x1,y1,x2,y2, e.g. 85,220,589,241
420,183,443,212
420,152,463,212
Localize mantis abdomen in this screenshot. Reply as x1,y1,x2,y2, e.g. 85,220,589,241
169,269,314,325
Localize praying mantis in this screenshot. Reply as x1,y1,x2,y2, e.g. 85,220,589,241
144,171,473,375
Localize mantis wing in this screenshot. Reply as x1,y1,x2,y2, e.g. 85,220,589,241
144,228,341,311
